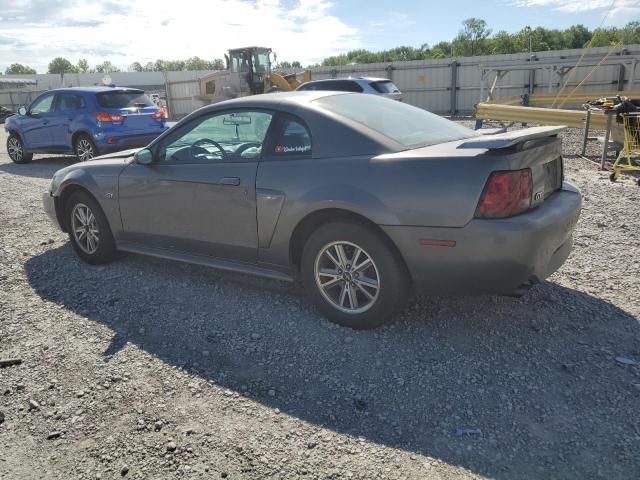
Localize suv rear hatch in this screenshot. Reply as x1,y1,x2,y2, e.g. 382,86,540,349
95,89,165,132
368,79,402,101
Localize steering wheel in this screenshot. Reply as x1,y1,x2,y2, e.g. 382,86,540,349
190,138,227,160
234,142,262,157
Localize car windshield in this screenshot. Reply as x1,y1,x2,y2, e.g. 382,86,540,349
314,94,478,148
96,91,154,109
369,80,400,93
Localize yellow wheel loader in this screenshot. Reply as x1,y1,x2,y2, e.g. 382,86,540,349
194,47,311,106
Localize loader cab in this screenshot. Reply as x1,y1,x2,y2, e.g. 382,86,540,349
227,47,272,95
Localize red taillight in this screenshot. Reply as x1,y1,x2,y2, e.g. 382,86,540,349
475,169,532,218
152,108,168,121
95,112,125,124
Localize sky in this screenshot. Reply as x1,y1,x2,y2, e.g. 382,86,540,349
0,0,638,73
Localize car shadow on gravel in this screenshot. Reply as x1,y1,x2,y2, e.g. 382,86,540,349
0,155,76,179
25,245,640,480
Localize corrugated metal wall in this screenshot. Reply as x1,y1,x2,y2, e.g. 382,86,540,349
311,45,639,114
1,45,638,118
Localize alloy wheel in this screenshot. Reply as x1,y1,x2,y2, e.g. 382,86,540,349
7,137,23,162
314,241,381,314
71,203,99,254
76,139,95,161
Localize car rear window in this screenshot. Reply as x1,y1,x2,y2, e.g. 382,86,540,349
96,91,155,109
299,80,363,93
369,80,400,94
315,94,478,148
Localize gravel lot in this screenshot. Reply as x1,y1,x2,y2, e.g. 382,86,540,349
1,124,639,480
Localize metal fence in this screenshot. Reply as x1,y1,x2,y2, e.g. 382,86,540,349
1,45,638,119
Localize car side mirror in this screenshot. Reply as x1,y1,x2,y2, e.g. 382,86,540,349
134,148,154,165
18,106,27,116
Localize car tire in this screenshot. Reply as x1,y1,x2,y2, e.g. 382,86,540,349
74,134,98,162
66,190,117,265
7,133,33,164
301,222,409,329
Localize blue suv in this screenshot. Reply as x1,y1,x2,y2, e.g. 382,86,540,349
5,87,169,164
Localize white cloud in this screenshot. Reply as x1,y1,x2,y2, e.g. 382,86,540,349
0,0,361,72
511,0,640,24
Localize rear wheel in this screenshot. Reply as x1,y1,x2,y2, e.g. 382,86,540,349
7,134,33,164
74,134,97,162
66,190,117,264
301,222,409,329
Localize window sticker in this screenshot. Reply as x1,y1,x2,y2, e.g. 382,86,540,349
275,144,311,154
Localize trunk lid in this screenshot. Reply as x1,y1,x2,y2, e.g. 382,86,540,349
459,126,565,208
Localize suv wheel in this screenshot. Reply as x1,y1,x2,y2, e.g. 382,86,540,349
301,222,409,329
66,190,117,264
74,134,97,162
7,134,33,164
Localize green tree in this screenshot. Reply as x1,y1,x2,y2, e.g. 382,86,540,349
77,58,90,73
619,21,640,44
490,30,517,54
184,56,208,70
129,62,143,72
5,63,36,74
94,61,120,73
209,58,225,70
563,24,591,48
458,18,492,56
48,57,77,74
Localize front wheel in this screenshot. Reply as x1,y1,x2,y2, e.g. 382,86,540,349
7,134,33,164
66,191,117,264
74,134,97,162
301,222,409,329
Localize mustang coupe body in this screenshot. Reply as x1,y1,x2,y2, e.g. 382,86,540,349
43,92,581,329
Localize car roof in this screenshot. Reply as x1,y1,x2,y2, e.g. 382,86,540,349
159,91,401,159
202,90,348,110
357,77,392,82
45,86,144,94
299,77,394,87
301,78,359,84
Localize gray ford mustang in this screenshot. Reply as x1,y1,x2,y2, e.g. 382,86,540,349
43,91,581,329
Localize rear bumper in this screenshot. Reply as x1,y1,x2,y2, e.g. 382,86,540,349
382,182,582,296
94,130,167,154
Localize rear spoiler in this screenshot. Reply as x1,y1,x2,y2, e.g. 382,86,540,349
457,126,566,150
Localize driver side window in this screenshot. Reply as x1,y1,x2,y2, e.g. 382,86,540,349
161,110,273,164
30,94,55,114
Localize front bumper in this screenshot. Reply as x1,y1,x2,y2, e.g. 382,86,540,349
42,191,62,231
382,182,582,296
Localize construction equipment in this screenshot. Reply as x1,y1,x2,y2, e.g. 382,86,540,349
194,46,311,106
610,113,640,185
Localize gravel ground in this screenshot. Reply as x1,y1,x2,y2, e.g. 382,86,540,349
1,124,639,480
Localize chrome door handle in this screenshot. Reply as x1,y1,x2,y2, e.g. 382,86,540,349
219,177,240,186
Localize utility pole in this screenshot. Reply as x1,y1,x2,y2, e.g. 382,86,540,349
524,26,532,54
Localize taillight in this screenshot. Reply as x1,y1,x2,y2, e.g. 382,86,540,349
475,169,532,218
95,112,125,124
151,108,167,121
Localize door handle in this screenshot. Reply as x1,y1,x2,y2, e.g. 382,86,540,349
219,177,240,186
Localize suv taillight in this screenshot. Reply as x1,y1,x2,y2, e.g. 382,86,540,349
151,108,167,121
95,112,125,124
475,169,532,218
